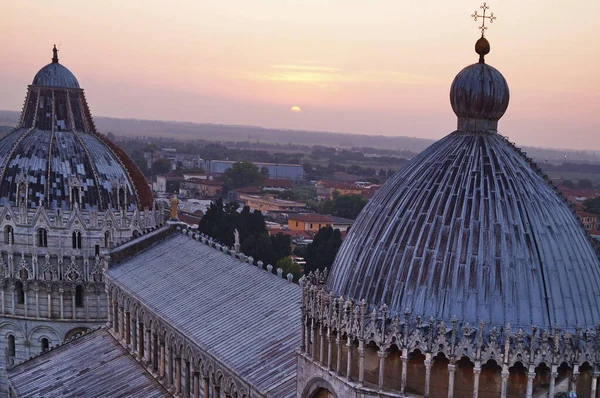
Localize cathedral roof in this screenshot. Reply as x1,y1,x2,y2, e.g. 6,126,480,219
7,329,171,398
0,47,153,210
326,38,600,330
106,231,300,397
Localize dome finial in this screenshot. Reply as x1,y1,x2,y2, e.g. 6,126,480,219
471,2,496,63
52,45,59,64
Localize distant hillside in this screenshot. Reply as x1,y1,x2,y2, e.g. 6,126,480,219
1,109,599,164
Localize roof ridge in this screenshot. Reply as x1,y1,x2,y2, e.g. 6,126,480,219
176,226,298,284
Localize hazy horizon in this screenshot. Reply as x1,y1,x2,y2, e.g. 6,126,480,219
1,1,598,150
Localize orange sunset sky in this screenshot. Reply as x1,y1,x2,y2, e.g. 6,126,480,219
1,1,598,150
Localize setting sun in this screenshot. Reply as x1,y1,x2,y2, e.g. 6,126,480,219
290,106,302,113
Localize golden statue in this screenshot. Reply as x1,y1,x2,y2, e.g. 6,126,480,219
170,194,179,219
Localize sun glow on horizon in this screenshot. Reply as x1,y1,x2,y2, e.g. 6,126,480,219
290,106,302,113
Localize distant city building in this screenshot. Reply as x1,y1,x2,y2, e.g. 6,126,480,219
315,180,363,200
239,194,305,213
204,160,304,180
179,178,222,199
288,214,333,232
261,178,294,192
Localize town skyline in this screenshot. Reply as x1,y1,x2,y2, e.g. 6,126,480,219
1,0,598,150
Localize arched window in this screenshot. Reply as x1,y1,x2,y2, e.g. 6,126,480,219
104,230,110,247
38,228,48,247
72,232,82,249
4,225,13,244
132,230,140,238
7,335,15,357
75,285,84,308
19,268,28,281
41,338,49,353
15,281,24,304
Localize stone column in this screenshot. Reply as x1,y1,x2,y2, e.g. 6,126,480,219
153,333,159,372
193,371,200,398
336,336,342,374
144,328,152,364
59,288,64,318
10,286,15,314
319,326,325,364
34,287,39,318
424,353,432,398
327,334,334,370
358,341,365,384
304,319,310,355
591,371,599,398
571,366,580,398
159,341,166,378
301,315,306,353
501,367,510,398
175,357,182,395
138,322,144,357
125,312,131,345
1,289,5,314
346,336,353,380
310,319,316,359
203,377,210,398
71,292,75,319
401,349,408,394
447,363,456,398
47,291,51,318
166,345,173,387
214,384,220,398
526,370,535,398
85,294,89,319
107,299,113,328
378,349,388,389
473,365,481,398
184,360,191,398
24,288,28,317
131,316,137,351
119,306,125,340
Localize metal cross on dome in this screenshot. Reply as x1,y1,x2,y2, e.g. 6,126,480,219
471,2,496,37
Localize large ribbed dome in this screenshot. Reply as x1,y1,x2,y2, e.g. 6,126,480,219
0,46,153,210
327,40,600,330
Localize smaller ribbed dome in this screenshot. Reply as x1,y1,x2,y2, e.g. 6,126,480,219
449,38,509,132
32,46,80,89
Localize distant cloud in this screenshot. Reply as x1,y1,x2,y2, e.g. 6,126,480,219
271,65,340,73
237,65,439,87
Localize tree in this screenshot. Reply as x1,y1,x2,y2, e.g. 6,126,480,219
222,161,266,191
578,179,593,189
260,166,270,177
583,197,600,215
271,233,291,260
319,194,368,220
199,200,285,266
277,257,303,282
562,179,575,189
152,158,172,175
304,227,342,274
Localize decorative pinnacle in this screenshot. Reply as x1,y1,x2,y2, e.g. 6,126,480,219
471,2,496,37
52,45,59,64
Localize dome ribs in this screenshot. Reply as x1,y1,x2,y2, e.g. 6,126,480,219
328,132,600,331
